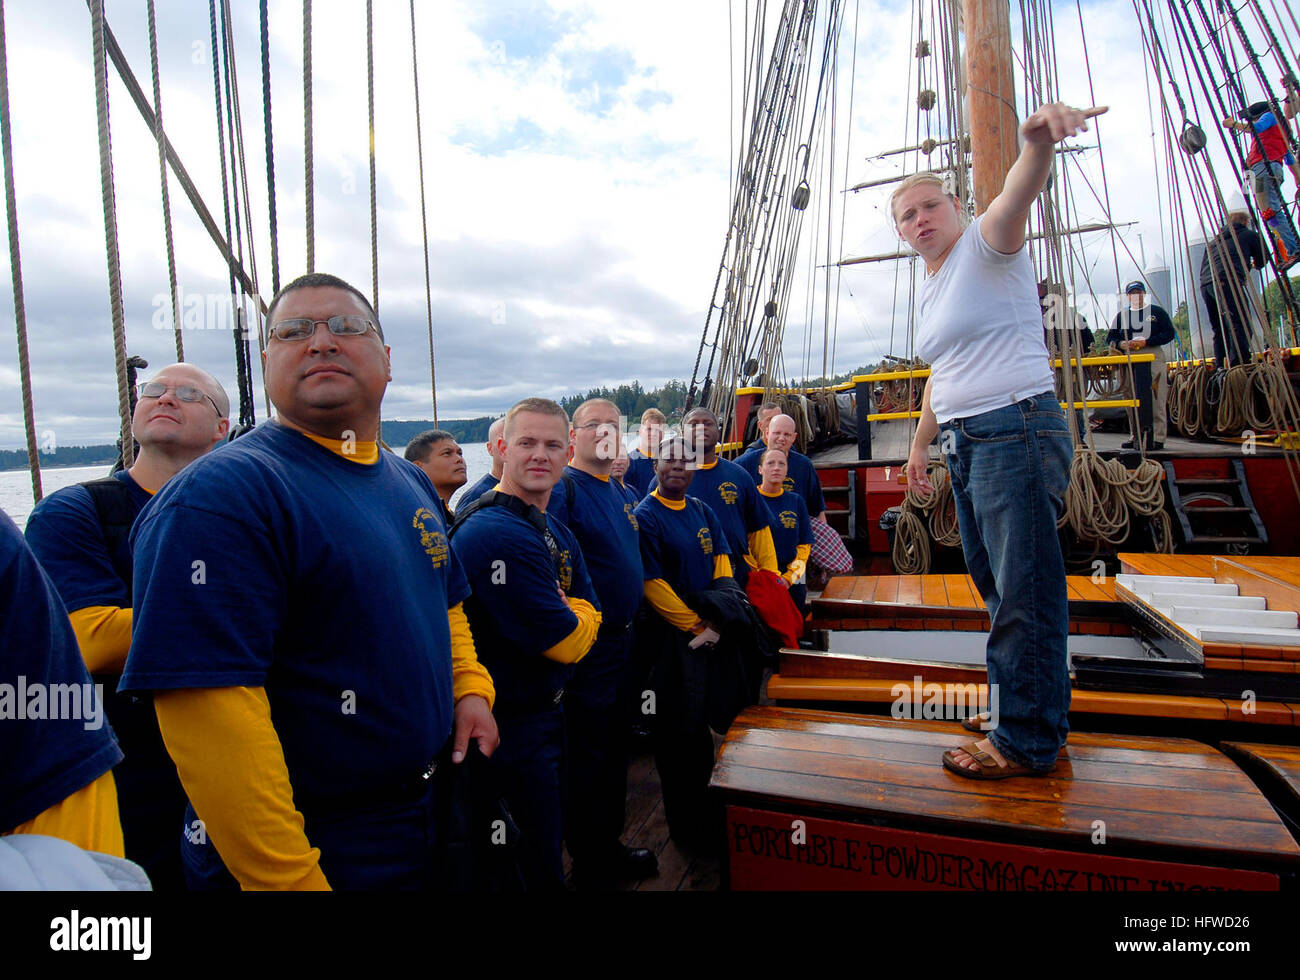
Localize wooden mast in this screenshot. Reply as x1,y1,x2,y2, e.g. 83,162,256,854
963,0,1019,214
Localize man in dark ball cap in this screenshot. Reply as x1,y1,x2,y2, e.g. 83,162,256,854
1107,280,1175,450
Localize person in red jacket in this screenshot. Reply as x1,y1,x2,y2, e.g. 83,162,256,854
1224,97,1299,263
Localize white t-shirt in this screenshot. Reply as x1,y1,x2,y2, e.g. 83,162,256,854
916,216,1055,423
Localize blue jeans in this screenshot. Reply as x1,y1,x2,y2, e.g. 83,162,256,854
1251,161,1298,256
940,391,1073,771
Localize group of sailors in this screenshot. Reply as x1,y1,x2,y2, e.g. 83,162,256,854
1,272,832,892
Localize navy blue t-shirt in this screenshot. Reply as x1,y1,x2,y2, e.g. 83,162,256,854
624,451,656,498
735,446,826,515
547,467,643,629
451,497,598,715
650,457,772,564
456,471,498,511
634,493,731,599
24,470,152,611
120,421,469,805
1,511,122,830
758,488,814,569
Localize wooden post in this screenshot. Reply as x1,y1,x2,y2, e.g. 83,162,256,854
963,0,1019,215
855,378,873,460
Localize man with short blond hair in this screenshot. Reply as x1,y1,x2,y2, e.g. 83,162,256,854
625,407,665,497
548,398,656,888
26,361,230,889
451,396,601,890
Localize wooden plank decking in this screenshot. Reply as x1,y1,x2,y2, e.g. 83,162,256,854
713,706,1300,888
562,749,721,891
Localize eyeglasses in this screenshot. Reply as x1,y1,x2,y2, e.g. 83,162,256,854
268,315,379,342
136,382,222,414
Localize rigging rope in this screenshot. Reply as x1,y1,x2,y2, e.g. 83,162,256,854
0,0,41,501
260,0,281,296
366,0,378,314
303,0,314,273
208,0,253,429
146,0,182,362
220,0,267,422
89,0,133,468
409,0,437,423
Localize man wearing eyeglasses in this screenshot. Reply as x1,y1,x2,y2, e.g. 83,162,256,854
24,361,230,889
546,399,657,889
120,272,498,890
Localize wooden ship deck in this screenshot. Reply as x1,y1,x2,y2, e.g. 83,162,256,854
712,706,1300,890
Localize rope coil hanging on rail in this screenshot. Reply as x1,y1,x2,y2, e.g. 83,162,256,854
892,460,958,574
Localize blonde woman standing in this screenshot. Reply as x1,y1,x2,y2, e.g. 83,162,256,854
897,103,1104,779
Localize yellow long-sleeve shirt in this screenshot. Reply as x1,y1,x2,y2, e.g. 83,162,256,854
5,771,124,857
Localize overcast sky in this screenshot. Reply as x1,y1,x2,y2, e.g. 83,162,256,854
0,0,1289,448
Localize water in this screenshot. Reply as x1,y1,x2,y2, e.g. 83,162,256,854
1,444,495,530
2,464,112,529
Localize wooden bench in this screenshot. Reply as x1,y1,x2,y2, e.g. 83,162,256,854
813,574,1127,634
712,706,1300,890
766,670,1300,726
1221,742,1300,831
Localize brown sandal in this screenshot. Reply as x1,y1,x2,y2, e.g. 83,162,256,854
942,741,1051,780
959,712,993,733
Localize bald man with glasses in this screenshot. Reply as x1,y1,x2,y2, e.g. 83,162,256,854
25,361,230,889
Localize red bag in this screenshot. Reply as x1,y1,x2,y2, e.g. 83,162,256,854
745,568,805,648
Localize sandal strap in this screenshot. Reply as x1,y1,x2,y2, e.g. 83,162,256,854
960,741,1002,770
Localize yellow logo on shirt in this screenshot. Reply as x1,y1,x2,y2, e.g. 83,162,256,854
412,508,449,568
783,476,796,493
780,509,798,530
697,527,714,556
558,548,574,593
718,482,739,505
624,502,639,531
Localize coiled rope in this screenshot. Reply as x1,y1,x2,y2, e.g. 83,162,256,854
0,0,41,501
89,0,133,468
892,460,959,574
1063,445,1170,549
